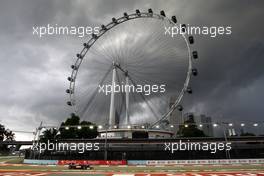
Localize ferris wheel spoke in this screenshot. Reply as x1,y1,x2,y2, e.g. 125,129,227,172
78,65,112,117
127,73,170,112
128,75,161,121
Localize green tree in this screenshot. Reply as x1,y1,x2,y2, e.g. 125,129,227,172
4,130,15,141
0,124,15,154
59,113,98,139
0,124,5,141
40,128,59,143
59,113,80,139
64,113,80,125
0,124,15,141
77,121,98,139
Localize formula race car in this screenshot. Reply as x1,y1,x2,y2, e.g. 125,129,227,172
68,163,92,170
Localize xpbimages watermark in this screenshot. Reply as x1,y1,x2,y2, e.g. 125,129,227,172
98,82,166,96
32,24,100,38
32,140,100,153
164,140,232,154
165,24,232,38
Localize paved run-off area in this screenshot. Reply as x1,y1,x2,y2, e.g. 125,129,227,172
0,171,264,176
0,163,264,176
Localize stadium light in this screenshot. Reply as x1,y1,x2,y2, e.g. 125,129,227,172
98,125,103,129
170,125,174,128
141,125,145,129
156,125,160,129
213,123,218,127
77,126,82,130
184,124,188,128
253,123,258,127
127,125,131,129
89,125,94,129
199,124,203,127
240,123,245,127
65,126,69,130
228,123,233,127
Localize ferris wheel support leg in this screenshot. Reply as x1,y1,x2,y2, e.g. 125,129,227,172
125,74,130,125
109,65,116,129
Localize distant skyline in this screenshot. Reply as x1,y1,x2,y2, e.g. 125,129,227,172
0,0,264,140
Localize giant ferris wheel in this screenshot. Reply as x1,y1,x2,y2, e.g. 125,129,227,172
66,9,198,131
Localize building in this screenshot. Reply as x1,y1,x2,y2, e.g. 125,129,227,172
200,115,214,137
183,113,214,137
98,128,173,139
183,113,195,123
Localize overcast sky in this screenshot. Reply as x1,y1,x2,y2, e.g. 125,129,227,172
0,0,263,140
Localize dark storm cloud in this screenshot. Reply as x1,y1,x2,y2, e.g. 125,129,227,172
178,0,264,123
0,0,263,139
